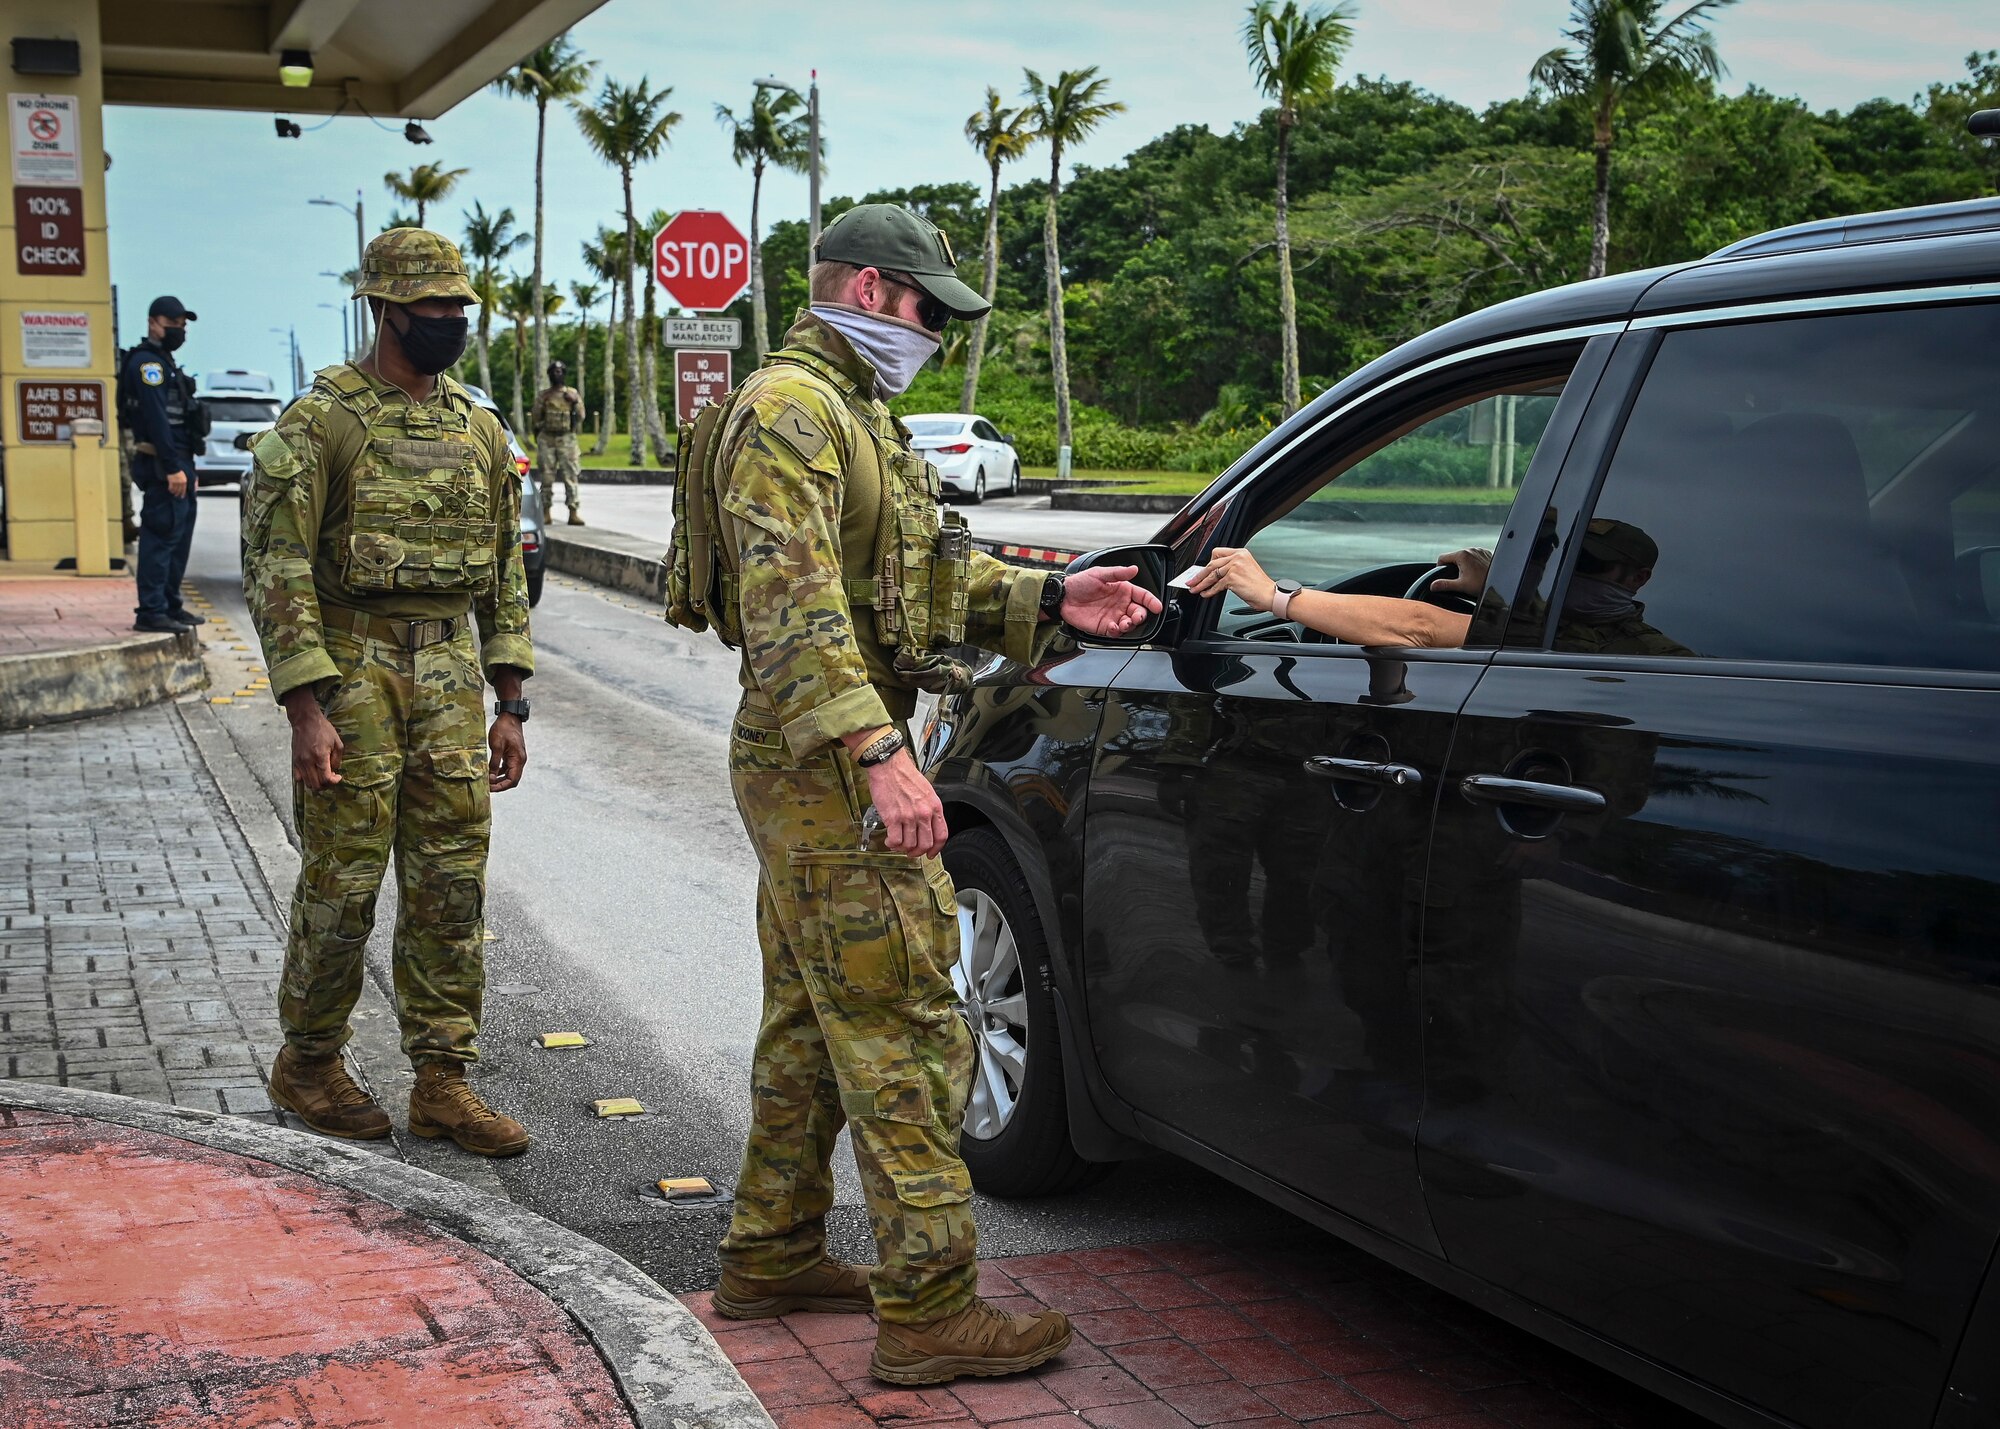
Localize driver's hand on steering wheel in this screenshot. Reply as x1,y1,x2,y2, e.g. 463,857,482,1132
1184,547,1275,611
1433,547,1494,598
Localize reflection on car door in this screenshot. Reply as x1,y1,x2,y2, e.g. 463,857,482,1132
1420,305,2000,1429
1080,351,1595,1251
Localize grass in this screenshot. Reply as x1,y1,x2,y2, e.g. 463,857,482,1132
1042,464,1521,502
522,432,670,470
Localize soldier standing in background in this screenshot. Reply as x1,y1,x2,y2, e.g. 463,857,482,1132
242,228,536,1157
532,359,586,525
123,296,205,632
668,204,1160,1384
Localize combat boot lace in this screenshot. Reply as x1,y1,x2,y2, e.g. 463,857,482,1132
714,1256,876,1320
267,1046,391,1141
408,1062,531,1157
870,1296,1072,1385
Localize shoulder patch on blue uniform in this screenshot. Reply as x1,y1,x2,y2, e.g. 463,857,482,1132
138,361,164,386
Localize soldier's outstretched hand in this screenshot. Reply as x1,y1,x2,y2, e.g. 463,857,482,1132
489,714,527,792
1061,565,1164,637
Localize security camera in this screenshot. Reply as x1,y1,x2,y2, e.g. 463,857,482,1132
404,121,432,145
274,117,302,139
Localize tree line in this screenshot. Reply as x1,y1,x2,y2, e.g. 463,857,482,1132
372,3,2000,473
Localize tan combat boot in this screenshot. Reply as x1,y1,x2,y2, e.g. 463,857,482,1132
871,1297,1072,1385
267,1046,392,1140
407,1062,531,1157
567,507,585,526
714,1256,875,1320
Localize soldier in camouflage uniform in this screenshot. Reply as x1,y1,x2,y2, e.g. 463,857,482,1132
532,360,586,525
680,206,1160,1384
243,228,536,1158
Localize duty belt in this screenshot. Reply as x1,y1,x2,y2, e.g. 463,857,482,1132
323,604,466,650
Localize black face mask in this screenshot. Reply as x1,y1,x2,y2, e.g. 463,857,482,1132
388,307,469,375
159,326,186,353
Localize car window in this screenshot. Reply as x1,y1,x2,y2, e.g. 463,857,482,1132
906,419,964,437
1215,376,1572,640
201,398,281,423
1549,302,2000,671
974,420,1001,443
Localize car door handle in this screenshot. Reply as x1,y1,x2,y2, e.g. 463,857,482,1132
1459,774,1606,812
1304,755,1424,789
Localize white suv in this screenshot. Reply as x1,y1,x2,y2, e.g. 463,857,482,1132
194,372,282,491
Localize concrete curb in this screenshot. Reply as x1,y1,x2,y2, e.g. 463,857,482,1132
0,1079,775,1429
0,627,205,731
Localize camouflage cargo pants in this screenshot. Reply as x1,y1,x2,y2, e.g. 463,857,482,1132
718,694,978,1325
537,432,581,513
279,612,491,1066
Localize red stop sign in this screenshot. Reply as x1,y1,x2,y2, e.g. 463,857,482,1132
654,211,751,313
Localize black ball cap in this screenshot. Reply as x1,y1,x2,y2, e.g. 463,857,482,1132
148,295,197,322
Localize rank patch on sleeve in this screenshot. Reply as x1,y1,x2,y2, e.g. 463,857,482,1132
767,402,829,465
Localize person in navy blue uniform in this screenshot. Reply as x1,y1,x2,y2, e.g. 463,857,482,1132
123,295,204,631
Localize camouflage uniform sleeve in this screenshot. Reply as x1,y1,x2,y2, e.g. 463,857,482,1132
475,419,535,677
962,551,1055,665
720,387,894,759
242,395,338,702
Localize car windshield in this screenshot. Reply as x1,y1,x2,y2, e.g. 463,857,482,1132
202,398,282,423
905,419,966,437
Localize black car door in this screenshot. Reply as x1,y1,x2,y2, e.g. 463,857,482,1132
1080,334,1614,1251
1420,297,2000,1429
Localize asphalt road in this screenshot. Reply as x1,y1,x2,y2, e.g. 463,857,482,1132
184,496,1300,1295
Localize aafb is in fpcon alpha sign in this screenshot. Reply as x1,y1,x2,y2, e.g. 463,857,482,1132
654,211,750,313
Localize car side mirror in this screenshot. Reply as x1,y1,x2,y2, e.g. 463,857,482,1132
1001,432,1017,447
1062,543,1172,647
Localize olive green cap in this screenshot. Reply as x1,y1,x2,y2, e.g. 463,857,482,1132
353,227,478,304
815,204,989,319
1582,518,1659,569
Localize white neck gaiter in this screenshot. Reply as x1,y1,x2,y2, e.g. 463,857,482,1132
810,304,940,397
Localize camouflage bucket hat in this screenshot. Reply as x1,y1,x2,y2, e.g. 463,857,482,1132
353,227,478,304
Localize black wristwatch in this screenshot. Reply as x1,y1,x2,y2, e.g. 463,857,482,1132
493,699,531,722
1039,573,1067,620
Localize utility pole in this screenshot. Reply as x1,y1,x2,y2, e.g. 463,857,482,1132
807,70,820,256
310,190,369,352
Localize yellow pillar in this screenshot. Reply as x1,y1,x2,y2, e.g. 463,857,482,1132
0,2,119,570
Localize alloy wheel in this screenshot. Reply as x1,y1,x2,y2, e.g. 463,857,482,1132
952,887,1029,1140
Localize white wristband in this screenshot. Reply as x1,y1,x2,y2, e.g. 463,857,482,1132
1271,584,1294,621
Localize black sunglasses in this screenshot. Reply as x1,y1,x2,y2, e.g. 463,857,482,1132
878,270,951,334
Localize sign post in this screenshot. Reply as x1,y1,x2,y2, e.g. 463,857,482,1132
674,349,733,423
654,212,752,313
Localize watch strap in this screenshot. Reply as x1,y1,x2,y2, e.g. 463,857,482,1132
493,699,530,721
1271,583,1296,621
1039,574,1067,619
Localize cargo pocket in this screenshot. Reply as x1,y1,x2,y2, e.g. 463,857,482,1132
429,745,490,830
301,751,397,845
790,848,946,1004
887,1162,974,1269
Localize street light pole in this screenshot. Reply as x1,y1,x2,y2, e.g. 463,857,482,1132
310,190,369,352
319,302,346,361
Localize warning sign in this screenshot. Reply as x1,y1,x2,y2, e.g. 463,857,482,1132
14,187,83,275
11,93,80,186
674,349,732,423
15,379,104,443
20,310,90,368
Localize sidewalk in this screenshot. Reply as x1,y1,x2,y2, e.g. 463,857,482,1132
0,569,203,729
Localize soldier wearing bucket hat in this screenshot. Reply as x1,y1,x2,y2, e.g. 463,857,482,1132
242,228,537,1157
1553,517,1692,655
665,204,1160,1383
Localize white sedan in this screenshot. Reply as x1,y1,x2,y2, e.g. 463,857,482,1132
903,414,1021,503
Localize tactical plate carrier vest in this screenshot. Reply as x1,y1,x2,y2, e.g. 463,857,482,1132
315,366,499,597
665,347,972,691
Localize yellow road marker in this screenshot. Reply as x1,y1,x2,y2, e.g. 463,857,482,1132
657,1177,715,1200
593,1097,644,1118
209,696,234,704
539,1032,589,1049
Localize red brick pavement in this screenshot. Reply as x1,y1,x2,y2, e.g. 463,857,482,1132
685,1243,1706,1429
0,1108,632,1427
0,575,143,656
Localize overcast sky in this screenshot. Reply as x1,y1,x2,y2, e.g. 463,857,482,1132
102,0,1994,390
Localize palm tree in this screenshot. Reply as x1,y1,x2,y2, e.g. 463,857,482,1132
1531,0,1737,280
716,86,815,362
567,279,600,435
1022,67,1125,465
961,89,1035,414
581,227,627,453
573,77,681,470
1243,0,1355,417
493,38,597,389
499,272,537,435
461,200,526,396
382,162,469,226
637,206,675,463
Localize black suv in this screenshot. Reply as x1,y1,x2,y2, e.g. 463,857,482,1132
925,196,2000,1429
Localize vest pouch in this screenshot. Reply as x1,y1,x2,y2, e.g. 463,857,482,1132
886,450,942,653
347,531,409,586
341,431,491,595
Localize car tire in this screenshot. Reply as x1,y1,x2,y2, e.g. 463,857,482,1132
969,469,985,505
526,566,544,607
944,826,1108,1197
1010,461,1021,494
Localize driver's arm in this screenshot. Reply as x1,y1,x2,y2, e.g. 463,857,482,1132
1185,546,1474,648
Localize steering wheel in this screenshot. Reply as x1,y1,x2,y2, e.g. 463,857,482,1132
1404,562,1478,612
